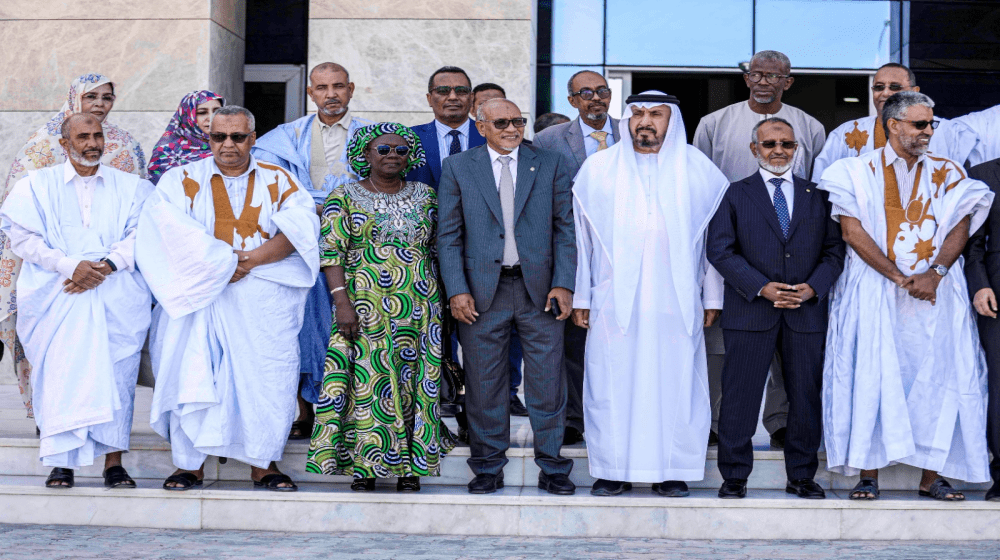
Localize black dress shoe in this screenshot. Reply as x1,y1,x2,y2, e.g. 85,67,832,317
708,431,719,447
786,478,826,499
538,472,576,495
563,426,584,446
652,480,689,497
769,427,787,449
468,472,504,494
509,395,529,417
986,481,1000,502
718,478,747,499
396,476,420,492
350,478,376,492
590,479,632,496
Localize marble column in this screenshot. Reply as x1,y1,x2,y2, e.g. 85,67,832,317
0,0,246,172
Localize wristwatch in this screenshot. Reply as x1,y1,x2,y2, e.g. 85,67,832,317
100,258,118,273
930,264,948,277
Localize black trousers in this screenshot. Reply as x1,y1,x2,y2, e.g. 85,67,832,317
976,314,1000,482
562,322,586,432
718,321,824,481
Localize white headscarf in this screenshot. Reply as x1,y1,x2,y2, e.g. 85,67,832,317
573,91,729,334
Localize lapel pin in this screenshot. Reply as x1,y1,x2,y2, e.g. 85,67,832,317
806,189,811,192
530,167,535,172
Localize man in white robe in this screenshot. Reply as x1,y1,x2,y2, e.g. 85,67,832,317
572,91,728,497
0,113,152,489
694,51,825,446
136,106,319,491
820,92,993,501
812,63,980,181
956,104,1000,167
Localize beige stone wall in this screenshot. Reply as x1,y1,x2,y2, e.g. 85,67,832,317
308,0,536,130
0,0,246,176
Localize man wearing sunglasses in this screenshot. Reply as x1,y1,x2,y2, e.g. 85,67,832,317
406,66,486,190
533,69,621,447
437,98,577,495
708,118,845,500
694,50,827,451
813,63,980,182
820,92,993,502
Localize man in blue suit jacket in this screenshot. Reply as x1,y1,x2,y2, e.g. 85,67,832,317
406,66,486,190
707,118,845,500
438,98,577,495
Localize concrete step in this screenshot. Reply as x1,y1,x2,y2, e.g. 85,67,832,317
0,475,996,540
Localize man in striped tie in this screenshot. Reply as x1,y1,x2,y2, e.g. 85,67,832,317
707,117,845,499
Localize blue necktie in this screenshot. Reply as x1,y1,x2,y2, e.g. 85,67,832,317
448,130,462,156
770,177,790,239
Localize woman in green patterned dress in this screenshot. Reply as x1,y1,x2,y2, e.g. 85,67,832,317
306,122,456,492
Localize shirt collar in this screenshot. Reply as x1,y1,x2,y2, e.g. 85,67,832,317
435,118,470,139
63,159,104,184
316,108,352,131
882,141,926,169
211,155,257,180
487,145,519,164
579,117,612,136
759,167,792,185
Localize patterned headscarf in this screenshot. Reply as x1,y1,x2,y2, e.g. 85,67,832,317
347,122,426,179
147,90,226,184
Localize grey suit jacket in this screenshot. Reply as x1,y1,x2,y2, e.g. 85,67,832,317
532,116,621,177
437,144,577,312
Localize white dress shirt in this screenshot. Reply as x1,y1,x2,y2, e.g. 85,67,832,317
487,145,519,190
759,167,794,220
579,117,616,157
435,118,471,164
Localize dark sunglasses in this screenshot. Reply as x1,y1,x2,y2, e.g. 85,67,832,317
374,145,410,156
430,86,472,96
485,117,528,130
757,140,798,149
871,84,909,92
571,87,612,100
209,132,251,144
896,119,940,130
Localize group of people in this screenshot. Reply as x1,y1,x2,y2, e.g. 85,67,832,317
2,49,1000,505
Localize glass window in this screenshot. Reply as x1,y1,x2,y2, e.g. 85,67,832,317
755,0,895,69
551,0,604,65
549,65,605,118
605,0,753,67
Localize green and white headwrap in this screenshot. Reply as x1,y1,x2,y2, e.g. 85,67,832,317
347,122,426,179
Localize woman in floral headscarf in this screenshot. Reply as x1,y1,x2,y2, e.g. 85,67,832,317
306,122,456,492
0,73,147,419
147,90,225,184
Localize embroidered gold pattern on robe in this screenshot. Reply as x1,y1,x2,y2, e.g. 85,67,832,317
927,155,967,195
182,171,200,210
845,121,869,155
211,171,271,249
873,118,887,149
882,151,933,269
256,162,300,209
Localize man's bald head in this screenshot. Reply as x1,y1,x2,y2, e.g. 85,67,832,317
61,113,101,139
310,62,349,83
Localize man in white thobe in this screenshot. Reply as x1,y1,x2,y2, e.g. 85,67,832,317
572,91,728,497
0,113,152,489
956,103,1000,167
694,51,825,445
820,92,993,501
136,106,319,491
812,63,980,181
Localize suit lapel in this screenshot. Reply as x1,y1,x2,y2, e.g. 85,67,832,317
566,118,587,167
471,147,504,226
513,146,538,222
745,172,787,241
610,117,621,143
785,176,811,239
420,123,442,184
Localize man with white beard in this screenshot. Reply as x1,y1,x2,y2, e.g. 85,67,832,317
0,113,152,489
572,91,728,497
820,92,993,501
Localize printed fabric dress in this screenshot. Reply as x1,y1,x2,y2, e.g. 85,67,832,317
306,181,456,479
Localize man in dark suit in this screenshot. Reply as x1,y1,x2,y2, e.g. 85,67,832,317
707,117,845,499
438,98,577,495
532,70,619,446
963,156,1000,501
406,66,486,190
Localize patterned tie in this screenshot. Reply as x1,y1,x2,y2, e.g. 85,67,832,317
770,177,790,239
499,156,519,265
589,131,609,151
448,129,462,156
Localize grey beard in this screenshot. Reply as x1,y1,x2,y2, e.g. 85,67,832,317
585,113,604,121
752,93,775,105
321,105,347,116
68,148,100,167
900,134,930,157
757,153,792,174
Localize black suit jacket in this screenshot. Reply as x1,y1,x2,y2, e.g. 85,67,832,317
964,158,1000,298
405,120,486,189
707,171,845,333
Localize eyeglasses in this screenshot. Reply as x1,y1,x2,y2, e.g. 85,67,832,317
484,118,528,130
871,84,910,92
374,145,411,156
757,140,798,149
430,86,472,96
209,132,252,143
746,72,789,84
81,93,116,104
570,87,612,100
895,119,940,130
